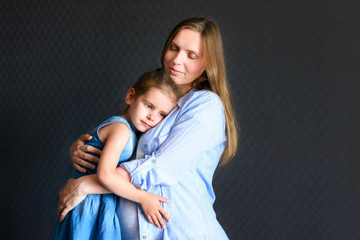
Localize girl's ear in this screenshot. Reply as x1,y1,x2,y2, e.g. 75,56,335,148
125,88,136,105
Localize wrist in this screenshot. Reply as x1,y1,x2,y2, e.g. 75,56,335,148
136,189,147,204
77,177,88,195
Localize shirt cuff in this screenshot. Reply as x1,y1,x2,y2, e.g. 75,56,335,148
120,154,157,190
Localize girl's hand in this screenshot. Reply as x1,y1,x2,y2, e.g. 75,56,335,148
57,178,87,223
139,192,171,229
70,134,102,173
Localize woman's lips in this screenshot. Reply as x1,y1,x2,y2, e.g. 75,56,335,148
169,67,184,75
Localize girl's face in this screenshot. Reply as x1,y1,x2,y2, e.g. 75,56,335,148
125,87,176,132
163,29,206,94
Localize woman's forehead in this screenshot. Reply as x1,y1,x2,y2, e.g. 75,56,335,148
172,29,203,54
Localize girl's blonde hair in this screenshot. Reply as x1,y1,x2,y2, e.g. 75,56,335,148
132,70,181,101
161,17,238,165
125,71,182,112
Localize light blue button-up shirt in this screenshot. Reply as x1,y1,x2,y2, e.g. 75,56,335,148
121,88,229,240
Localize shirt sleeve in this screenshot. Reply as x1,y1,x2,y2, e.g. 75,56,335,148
120,91,226,190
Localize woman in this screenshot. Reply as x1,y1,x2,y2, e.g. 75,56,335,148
58,17,238,239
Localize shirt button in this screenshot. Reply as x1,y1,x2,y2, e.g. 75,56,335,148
144,144,148,148
151,159,155,163
143,236,147,239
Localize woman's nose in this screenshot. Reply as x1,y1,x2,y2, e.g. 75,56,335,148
173,51,184,65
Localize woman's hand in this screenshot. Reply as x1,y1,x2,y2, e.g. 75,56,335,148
139,192,171,229
57,178,87,223
70,134,102,173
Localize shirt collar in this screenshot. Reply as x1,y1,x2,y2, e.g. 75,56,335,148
177,88,196,108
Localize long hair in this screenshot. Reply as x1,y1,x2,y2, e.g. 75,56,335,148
161,18,238,165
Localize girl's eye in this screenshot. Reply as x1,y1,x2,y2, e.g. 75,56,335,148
145,104,151,109
159,113,166,117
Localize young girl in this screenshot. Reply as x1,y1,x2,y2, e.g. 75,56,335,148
53,71,181,239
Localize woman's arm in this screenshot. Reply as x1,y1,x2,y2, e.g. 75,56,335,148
58,167,170,227
59,124,171,228
57,174,110,222
70,134,102,173
58,167,133,222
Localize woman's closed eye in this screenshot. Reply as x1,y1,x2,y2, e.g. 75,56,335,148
188,52,198,60
169,43,178,51
145,104,152,109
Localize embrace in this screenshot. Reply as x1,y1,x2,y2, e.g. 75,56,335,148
54,17,238,240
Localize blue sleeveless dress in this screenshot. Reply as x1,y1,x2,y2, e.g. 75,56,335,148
53,116,137,240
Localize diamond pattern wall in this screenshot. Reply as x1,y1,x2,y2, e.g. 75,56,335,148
1,0,359,239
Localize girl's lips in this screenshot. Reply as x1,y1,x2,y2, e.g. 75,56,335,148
141,120,151,128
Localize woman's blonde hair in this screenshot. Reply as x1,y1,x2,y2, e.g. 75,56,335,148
161,17,238,165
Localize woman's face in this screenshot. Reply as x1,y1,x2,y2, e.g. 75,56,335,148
163,29,206,94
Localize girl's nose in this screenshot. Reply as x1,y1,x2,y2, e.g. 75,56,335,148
147,113,154,121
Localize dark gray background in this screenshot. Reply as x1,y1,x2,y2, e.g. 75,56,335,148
1,0,359,239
